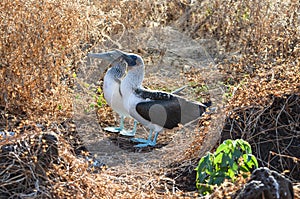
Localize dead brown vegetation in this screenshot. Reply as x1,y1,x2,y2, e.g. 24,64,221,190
0,0,299,198
0,0,90,122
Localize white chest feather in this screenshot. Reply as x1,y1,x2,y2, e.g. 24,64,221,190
103,71,129,116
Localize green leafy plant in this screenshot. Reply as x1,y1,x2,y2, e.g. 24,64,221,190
96,94,107,107
195,139,258,195
96,87,107,107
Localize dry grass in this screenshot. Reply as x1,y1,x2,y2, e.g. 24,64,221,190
1,0,84,121
0,0,299,198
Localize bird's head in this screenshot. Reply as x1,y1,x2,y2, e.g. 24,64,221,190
88,49,144,72
87,50,127,78
115,50,144,71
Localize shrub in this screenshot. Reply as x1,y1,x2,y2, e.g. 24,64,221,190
195,139,258,195
0,0,94,121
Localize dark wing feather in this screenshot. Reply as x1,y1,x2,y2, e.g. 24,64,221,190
135,89,209,129
135,88,172,100
136,98,181,129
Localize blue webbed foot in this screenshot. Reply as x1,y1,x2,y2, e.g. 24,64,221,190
131,138,149,143
103,126,123,133
131,130,159,148
131,138,156,148
134,142,156,148
119,130,136,137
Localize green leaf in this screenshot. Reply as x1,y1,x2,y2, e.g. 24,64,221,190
196,153,213,183
240,165,250,172
220,154,231,168
227,155,236,168
236,139,244,150
243,154,258,169
226,168,236,181
196,153,212,171
236,139,252,153
197,172,208,183
201,172,209,182
214,152,223,165
211,174,226,185
231,162,239,172
232,148,243,159
215,142,228,154
224,139,234,147
250,155,259,168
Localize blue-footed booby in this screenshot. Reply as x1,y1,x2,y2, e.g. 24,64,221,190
88,51,138,136
118,51,212,148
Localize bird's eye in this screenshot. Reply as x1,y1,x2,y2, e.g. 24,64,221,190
129,55,137,60
122,54,139,66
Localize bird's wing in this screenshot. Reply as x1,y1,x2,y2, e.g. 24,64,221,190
134,88,208,129
135,88,173,100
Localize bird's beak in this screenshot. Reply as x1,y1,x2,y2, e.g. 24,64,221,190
88,50,136,67
87,51,122,62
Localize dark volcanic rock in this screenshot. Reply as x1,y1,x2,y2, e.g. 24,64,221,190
235,167,294,199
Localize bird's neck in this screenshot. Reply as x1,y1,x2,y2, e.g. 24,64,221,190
107,65,125,80
121,67,144,94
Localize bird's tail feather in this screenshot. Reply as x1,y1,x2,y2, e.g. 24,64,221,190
197,101,213,117
203,101,212,108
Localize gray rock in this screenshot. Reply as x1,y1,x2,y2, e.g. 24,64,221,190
235,167,294,199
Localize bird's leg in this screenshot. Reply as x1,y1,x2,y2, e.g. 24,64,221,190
131,129,152,144
152,131,159,144
119,115,125,129
119,120,138,137
132,120,138,132
131,130,158,148
147,129,153,140
103,115,125,133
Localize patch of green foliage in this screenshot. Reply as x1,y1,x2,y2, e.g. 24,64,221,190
96,87,106,107
195,139,258,195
